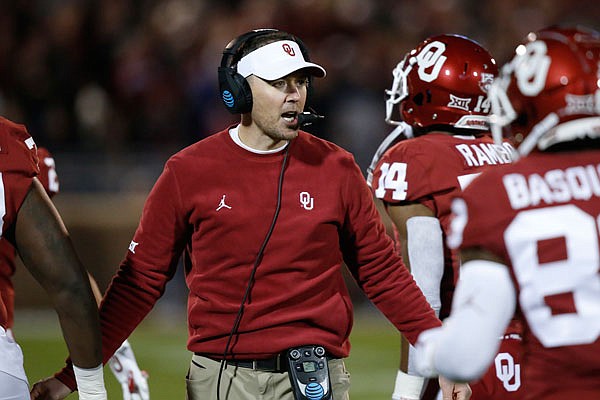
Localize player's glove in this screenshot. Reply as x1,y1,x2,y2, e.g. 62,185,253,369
108,339,150,400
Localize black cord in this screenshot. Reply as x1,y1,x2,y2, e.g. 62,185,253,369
216,143,290,400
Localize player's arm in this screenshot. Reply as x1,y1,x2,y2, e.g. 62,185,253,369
87,273,150,400
29,229,149,400
15,178,106,399
40,146,149,400
386,202,443,399
413,247,516,382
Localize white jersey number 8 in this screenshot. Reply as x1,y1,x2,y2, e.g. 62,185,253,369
505,204,600,347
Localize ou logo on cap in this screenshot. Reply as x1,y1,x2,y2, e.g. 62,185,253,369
282,43,296,56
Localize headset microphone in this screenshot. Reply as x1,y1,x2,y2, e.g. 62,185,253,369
298,109,325,127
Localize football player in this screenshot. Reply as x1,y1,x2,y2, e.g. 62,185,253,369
0,117,106,399
369,34,522,399
0,146,149,400
414,26,600,399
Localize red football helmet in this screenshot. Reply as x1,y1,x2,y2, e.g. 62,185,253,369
490,26,600,155
385,34,498,136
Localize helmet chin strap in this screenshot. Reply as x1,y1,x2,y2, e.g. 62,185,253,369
518,112,559,156
536,116,600,152
384,59,410,126
489,79,518,146
365,122,412,187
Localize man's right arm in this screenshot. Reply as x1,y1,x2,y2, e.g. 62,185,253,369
34,162,185,397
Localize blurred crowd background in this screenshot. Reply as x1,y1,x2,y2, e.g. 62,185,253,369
4,0,599,308
2,0,599,191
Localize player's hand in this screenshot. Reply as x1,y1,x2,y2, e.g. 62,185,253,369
30,376,72,400
439,376,471,400
108,340,150,400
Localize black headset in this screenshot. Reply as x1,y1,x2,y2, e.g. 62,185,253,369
218,28,314,114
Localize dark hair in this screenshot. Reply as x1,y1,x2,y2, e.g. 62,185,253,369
234,31,300,64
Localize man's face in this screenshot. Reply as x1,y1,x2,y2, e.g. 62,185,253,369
246,71,309,142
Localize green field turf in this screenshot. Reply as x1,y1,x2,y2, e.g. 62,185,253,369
15,306,401,399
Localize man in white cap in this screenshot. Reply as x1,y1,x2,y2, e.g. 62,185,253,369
31,29,457,400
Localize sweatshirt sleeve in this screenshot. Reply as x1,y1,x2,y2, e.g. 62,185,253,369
340,157,441,344
55,161,189,389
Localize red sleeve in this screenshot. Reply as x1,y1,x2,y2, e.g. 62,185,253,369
0,117,39,236
55,160,188,389
0,117,38,329
456,171,512,259
342,156,441,344
0,117,38,171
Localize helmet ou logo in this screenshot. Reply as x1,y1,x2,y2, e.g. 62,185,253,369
416,41,448,83
514,41,551,97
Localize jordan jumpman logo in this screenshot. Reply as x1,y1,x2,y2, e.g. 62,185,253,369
216,195,232,211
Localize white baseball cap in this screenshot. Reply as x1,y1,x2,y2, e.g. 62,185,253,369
237,40,326,80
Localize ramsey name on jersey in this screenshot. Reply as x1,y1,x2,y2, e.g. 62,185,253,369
454,141,514,167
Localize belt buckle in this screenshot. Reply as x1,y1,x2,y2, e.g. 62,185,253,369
252,354,281,371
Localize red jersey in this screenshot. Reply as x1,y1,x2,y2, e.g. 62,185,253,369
456,150,600,399
0,117,39,329
0,146,57,329
371,132,523,399
371,133,514,318
56,128,441,390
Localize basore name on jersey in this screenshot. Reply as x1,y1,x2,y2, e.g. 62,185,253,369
503,164,600,210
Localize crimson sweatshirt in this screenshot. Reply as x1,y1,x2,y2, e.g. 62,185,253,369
56,128,440,389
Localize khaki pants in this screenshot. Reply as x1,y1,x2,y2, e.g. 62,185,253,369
186,354,350,400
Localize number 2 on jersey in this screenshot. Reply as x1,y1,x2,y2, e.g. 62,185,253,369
375,162,408,201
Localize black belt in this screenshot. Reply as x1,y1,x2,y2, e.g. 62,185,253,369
195,353,287,372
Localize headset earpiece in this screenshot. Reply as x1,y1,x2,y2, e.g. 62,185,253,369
218,29,279,114
218,65,254,114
